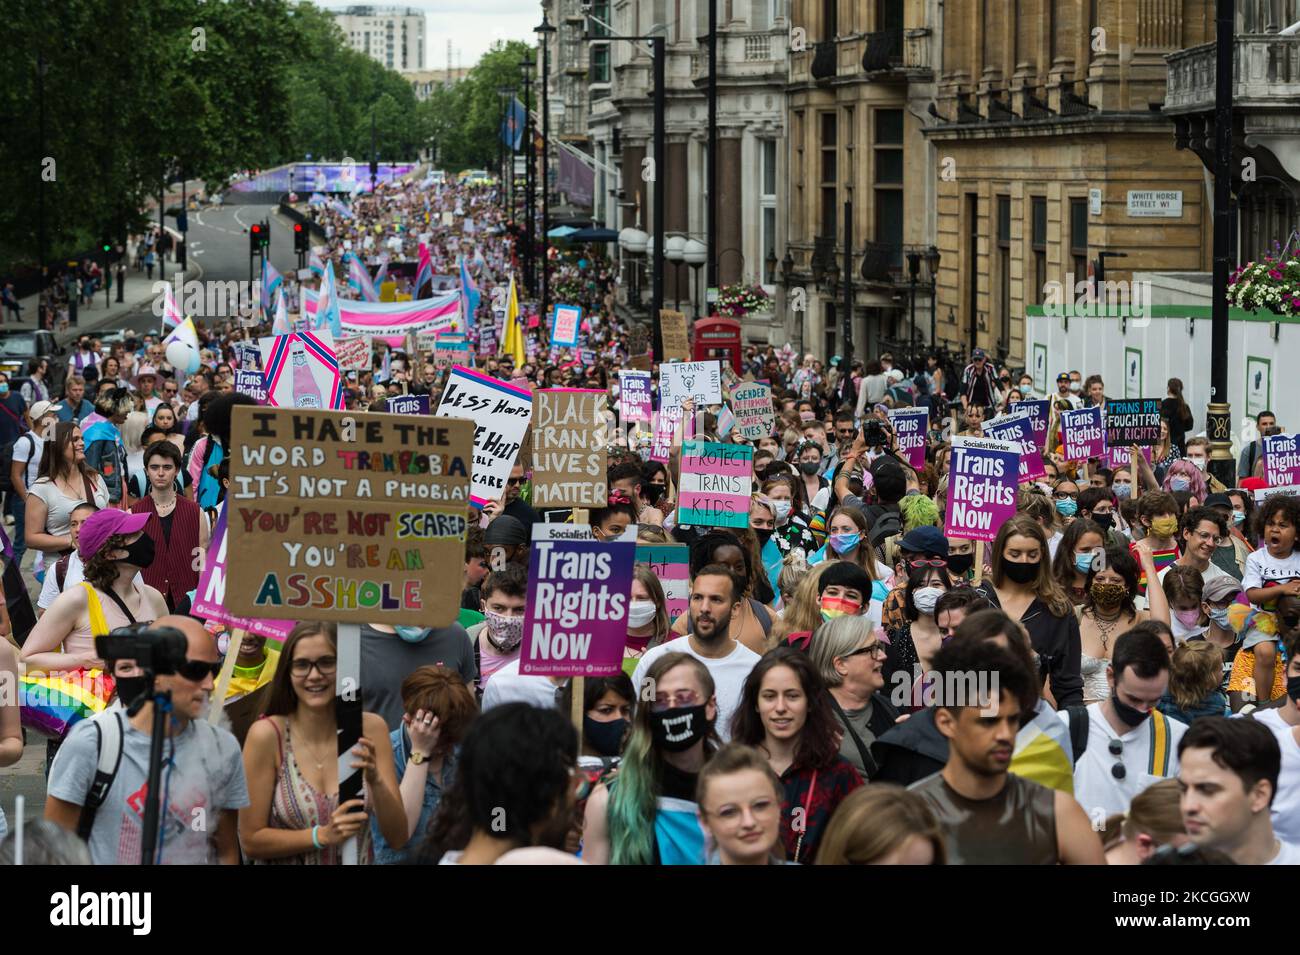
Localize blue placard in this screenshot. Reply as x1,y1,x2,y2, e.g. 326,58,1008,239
550,303,582,347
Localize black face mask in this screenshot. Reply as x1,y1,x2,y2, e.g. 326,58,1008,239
1004,559,1038,585
121,534,156,569
113,674,151,708
649,704,710,752
583,715,628,758
947,553,974,575
1092,512,1114,531
799,461,822,476
1288,675,1300,706
755,527,774,546
1111,695,1150,729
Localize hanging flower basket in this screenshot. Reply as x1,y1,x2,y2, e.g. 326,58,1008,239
715,283,771,317
1227,247,1300,317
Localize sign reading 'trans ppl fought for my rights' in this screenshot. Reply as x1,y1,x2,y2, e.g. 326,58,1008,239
943,436,1020,543
224,406,474,627
435,365,532,507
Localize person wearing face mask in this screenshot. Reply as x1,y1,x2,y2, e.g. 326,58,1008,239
974,515,1084,708
625,565,671,674
1190,576,1245,698
466,563,534,698
1161,459,1207,505
1077,547,1167,704
760,475,818,554
745,497,783,608
1225,489,1255,547
1129,491,1182,602
1077,486,1128,550
883,560,954,711
584,654,721,865
1060,629,1186,818
358,612,477,733
1050,518,1106,605
1183,437,1228,494
794,439,830,520
1245,621,1300,842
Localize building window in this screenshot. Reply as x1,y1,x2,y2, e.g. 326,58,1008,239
823,0,837,38
873,109,903,268
820,112,837,238
761,140,777,285
997,195,1011,353
825,303,837,359
1070,197,1088,284
1031,196,1047,305
966,194,979,347
590,45,610,83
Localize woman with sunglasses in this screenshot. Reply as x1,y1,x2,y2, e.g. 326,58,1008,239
240,621,407,865
730,647,863,863
883,559,955,712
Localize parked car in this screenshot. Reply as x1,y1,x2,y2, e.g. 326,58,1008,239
0,329,65,393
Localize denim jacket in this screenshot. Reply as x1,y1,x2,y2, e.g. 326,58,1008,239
372,724,458,865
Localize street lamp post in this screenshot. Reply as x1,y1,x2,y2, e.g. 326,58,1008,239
536,13,557,320
1208,0,1235,490
926,245,940,351
684,237,707,320
519,56,535,295
907,249,921,368
842,201,854,373
706,0,717,298
779,251,799,355
665,234,686,312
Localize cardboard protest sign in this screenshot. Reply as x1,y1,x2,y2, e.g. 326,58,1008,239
887,407,929,470
677,439,753,528
1060,407,1108,461
1105,398,1162,447
520,533,637,677
335,336,372,372
225,406,474,627
619,370,653,424
387,394,429,416
1263,433,1300,487
234,369,269,405
636,543,690,620
1008,399,1050,452
731,382,774,441
660,360,722,407
530,389,608,508
943,436,1020,543
660,309,690,361
193,503,296,642
551,304,582,347
982,411,1045,483
257,330,346,411
435,365,532,507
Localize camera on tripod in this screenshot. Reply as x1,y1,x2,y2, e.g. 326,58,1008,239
95,623,189,675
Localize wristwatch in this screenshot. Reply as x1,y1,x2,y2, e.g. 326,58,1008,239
409,750,429,765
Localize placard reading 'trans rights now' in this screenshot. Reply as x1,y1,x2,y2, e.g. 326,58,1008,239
225,406,474,627
943,435,1020,543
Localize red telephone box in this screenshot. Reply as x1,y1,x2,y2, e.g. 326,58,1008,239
692,316,742,374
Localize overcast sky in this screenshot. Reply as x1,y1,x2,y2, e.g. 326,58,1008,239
325,1,541,68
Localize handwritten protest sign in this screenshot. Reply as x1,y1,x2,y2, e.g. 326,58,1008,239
660,360,722,406
888,407,929,470
551,304,582,347
435,365,532,507
619,370,653,424
1263,433,1300,487
943,436,1020,543
234,370,269,405
334,336,372,372
387,394,429,416
982,411,1045,483
225,406,473,626
732,382,774,441
1105,398,1162,447
193,503,296,642
1008,399,1050,452
531,389,607,508
677,439,753,528
520,534,636,677
433,333,469,370
1060,407,1108,461
660,309,690,361
636,543,690,620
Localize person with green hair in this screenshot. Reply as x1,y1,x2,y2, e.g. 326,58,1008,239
581,652,720,865
900,493,941,534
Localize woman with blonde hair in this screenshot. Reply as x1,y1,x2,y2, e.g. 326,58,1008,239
1101,779,1188,864
816,784,946,865
696,744,793,865
769,561,832,647
1157,640,1230,724
628,563,672,661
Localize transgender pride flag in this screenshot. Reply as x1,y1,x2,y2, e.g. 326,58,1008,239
344,252,378,302
314,260,343,338
459,254,480,325
309,248,328,279
160,282,183,332
261,260,284,316
302,288,461,347
415,242,433,298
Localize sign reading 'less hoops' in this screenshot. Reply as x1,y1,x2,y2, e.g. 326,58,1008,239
225,405,474,627
435,365,532,507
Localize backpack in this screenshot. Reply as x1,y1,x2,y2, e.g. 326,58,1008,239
1065,705,1089,765
75,708,126,840
0,433,36,494
54,553,71,592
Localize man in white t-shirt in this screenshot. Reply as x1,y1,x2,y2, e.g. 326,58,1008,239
1061,629,1186,820
632,565,761,743
1250,627,1300,845
1179,715,1300,865
10,399,56,568
1155,506,1233,592
481,656,563,711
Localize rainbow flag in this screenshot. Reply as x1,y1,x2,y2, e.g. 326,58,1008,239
20,668,115,738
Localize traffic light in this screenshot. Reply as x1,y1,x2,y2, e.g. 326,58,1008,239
249,222,263,254
100,237,112,255
293,222,309,254
259,221,271,250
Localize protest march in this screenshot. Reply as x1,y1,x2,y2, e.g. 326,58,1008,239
2,158,1298,886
